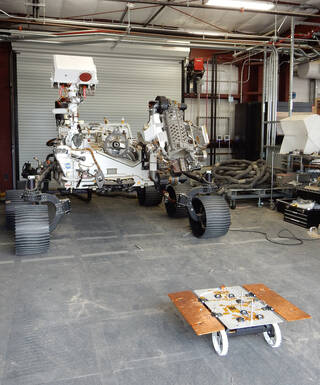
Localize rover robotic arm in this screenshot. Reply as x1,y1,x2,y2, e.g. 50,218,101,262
142,96,208,175
142,96,230,238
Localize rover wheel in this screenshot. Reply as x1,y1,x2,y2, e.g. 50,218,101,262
263,324,282,348
5,190,29,231
5,202,31,231
212,330,229,356
5,189,24,201
137,186,162,207
165,186,187,218
15,205,50,256
189,195,231,238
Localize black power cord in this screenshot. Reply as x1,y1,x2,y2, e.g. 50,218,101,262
229,228,319,246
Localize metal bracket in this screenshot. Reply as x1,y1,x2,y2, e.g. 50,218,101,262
177,184,216,222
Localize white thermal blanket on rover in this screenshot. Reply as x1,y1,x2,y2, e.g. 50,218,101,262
52,54,98,85
280,114,320,154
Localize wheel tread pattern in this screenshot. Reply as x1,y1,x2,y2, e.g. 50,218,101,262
137,186,162,207
5,190,30,231
189,195,231,238
165,185,188,218
15,205,50,256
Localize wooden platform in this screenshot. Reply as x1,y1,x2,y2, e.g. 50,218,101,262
168,291,225,335
169,284,311,336
243,284,311,322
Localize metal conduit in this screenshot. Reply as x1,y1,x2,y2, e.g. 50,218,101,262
0,10,318,44
288,17,295,117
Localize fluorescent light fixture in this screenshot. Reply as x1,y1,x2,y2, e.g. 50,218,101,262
206,0,274,11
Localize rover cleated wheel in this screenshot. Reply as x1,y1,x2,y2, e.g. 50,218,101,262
263,323,282,348
137,186,163,207
5,190,29,231
15,205,50,256
5,189,24,201
5,202,31,231
165,186,188,218
212,330,229,356
189,195,231,238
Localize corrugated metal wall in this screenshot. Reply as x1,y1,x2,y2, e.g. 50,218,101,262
15,50,182,174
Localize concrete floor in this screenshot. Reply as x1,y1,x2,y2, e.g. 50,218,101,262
0,194,319,385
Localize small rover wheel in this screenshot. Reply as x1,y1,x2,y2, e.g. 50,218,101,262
165,186,187,218
263,324,282,348
137,186,162,207
212,330,229,356
189,195,231,238
15,205,50,256
229,200,236,210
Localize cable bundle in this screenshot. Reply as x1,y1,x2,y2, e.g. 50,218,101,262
212,159,270,189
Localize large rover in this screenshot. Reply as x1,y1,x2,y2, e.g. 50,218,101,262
5,55,230,255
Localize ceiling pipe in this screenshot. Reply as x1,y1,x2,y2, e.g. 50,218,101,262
102,0,320,19
295,21,320,27
5,34,256,51
288,17,294,117
0,33,265,49
2,28,307,50
0,13,315,45
0,15,267,40
2,29,272,43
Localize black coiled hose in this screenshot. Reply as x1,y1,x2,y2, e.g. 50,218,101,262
212,159,270,189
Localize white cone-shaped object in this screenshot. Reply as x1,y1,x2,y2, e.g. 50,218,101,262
280,114,320,154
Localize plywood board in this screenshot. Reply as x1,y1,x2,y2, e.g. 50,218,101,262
168,291,225,335
243,284,311,322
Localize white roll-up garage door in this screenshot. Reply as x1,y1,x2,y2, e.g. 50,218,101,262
14,43,184,175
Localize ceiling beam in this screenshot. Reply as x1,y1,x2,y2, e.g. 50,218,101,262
143,0,171,27
143,5,165,27
103,0,320,19
119,6,128,23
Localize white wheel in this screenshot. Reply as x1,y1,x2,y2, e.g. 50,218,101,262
212,330,229,356
263,324,282,348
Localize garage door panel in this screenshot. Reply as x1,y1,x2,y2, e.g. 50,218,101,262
16,52,181,175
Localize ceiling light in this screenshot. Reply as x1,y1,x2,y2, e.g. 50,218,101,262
206,0,274,11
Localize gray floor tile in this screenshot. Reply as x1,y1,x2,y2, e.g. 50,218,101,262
0,196,318,385
101,311,200,371
3,322,98,385
13,261,89,327
115,358,228,385
36,374,102,385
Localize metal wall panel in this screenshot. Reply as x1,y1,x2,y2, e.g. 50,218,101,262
16,50,181,175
